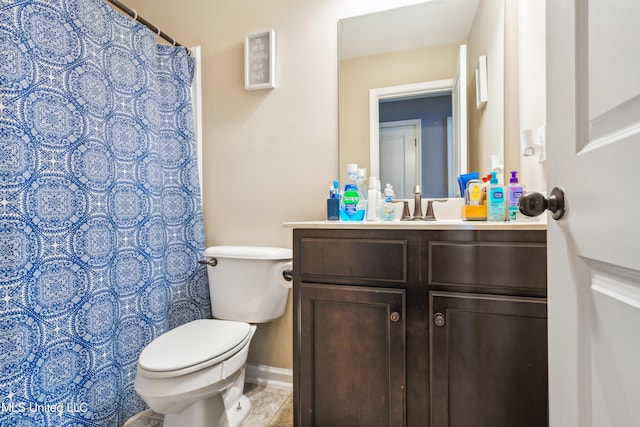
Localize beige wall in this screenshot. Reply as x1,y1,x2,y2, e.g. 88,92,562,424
467,0,505,179
123,0,427,370
339,43,460,183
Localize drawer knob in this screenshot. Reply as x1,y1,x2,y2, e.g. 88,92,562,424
390,311,400,322
433,313,446,327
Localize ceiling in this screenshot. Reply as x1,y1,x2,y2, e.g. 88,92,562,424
339,0,480,59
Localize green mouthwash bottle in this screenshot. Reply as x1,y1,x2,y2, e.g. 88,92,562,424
487,171,506,221
339,163,366,221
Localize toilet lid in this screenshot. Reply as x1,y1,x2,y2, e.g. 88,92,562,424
138,319,252,372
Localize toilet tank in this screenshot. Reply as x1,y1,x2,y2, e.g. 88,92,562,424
203,246,293,323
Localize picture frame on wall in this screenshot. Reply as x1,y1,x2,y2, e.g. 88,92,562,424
244,29,276,90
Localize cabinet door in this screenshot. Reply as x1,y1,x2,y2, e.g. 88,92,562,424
298,283,406,427
430,292,548,427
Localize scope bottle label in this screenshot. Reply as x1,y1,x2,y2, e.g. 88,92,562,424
343,185,360,215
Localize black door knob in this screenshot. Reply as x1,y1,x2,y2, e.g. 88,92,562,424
518,187,566,220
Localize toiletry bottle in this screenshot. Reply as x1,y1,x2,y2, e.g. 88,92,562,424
487,171,506,221
481,173,492,204
367,177,379,221
380,184,396,221
376,179,384,219
357,168,368,214
339,163,366,221
506,171,524,221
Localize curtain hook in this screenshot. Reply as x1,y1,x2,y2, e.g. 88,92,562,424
131,9,138,22
156,26,161,37
170,36,176,46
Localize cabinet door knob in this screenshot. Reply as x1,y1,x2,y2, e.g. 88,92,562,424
433,313,446,327
390,311,400,322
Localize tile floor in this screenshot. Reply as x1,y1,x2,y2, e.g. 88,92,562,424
123,383,293,427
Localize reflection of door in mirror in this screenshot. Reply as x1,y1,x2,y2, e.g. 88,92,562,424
379,94,452,199
379,120,421,199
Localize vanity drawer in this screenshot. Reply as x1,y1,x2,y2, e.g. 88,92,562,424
298,237,407,284
428,241,547,292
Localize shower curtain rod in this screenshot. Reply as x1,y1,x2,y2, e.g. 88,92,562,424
105,0,189,53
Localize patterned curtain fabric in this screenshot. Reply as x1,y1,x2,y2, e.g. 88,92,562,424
1,0,210,425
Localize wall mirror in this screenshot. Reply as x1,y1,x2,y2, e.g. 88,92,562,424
338,0,506,198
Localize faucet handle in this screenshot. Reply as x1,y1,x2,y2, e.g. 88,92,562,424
421,199,448,221
399,200,412,221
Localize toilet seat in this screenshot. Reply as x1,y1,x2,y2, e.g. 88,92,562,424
138,319,252,377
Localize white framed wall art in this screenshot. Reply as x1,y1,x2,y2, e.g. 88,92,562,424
244,29,276,90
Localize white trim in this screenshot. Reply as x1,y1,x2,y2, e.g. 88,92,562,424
245,364,293,391
369,79,454,180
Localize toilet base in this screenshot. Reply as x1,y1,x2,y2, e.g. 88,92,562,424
163,394,251,427
162,367,251,427
225,394,251,427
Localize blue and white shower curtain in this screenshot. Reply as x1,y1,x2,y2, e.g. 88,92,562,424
1,0,211,425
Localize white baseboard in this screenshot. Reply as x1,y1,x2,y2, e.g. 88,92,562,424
245,363,293,391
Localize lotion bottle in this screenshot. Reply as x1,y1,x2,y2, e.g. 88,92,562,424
506,171,524,221
487,171,506,221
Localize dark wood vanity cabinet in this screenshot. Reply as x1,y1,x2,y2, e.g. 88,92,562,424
292,227,547,427
298,283,406,426
429,293,548,427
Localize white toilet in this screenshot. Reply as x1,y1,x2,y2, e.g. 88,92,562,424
134,246,293,427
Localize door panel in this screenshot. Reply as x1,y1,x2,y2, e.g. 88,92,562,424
380,120,420,199
547,0,640,426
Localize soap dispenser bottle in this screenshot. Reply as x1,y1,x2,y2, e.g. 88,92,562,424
339,163,366,221
380,184,396,221
487,171,506,221
506,171,524,221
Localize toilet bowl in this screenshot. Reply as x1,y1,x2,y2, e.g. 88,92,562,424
135,320,256,427
134,246,292,427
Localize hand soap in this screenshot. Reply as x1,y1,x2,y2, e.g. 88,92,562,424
339,163,366,221
380,184,395,221
487,171,506,221
506,171,524,221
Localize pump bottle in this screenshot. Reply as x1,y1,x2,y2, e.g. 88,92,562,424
506,171,524,221
380,184,396,221
487,171,506,221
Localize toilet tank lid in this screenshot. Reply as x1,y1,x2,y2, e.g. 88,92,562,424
204,245,292,260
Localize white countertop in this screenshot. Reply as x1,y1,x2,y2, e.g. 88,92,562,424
284,218,547,231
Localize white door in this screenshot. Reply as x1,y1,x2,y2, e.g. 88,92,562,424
546,1,640,426
379,120,421,199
